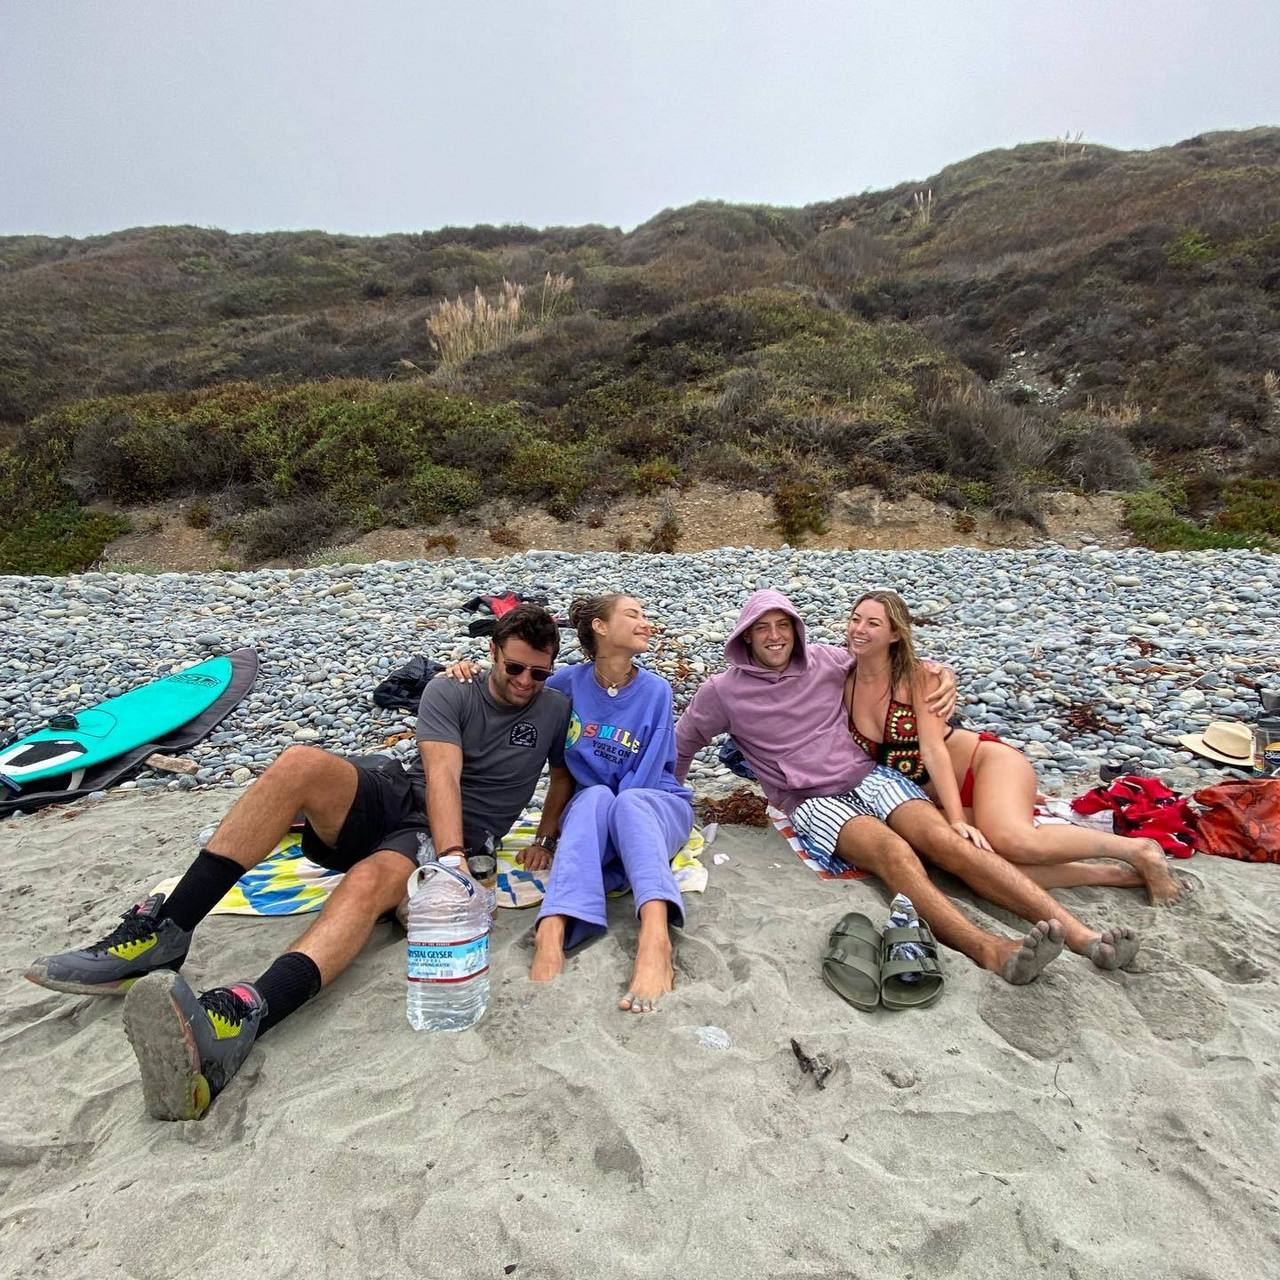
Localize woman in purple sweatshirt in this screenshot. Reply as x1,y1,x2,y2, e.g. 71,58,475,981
444,594,693,1013
532,595,694,1012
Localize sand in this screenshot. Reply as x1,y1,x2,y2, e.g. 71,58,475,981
2,788,1278,1280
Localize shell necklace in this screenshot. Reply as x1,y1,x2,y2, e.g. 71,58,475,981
594,663,637,698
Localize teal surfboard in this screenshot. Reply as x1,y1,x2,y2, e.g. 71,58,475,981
0,655,235,790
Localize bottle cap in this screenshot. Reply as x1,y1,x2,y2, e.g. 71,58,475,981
440,854,464,868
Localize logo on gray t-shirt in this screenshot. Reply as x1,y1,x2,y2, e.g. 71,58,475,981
510,722,538,748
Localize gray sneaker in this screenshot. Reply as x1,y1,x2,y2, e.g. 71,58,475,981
122,972,265,1120
25,893,192,995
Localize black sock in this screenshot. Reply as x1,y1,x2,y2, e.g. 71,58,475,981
253,952,322,1035
158,849,246,932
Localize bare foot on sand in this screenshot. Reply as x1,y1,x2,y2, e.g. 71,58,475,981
1130,840,1192,907
1082,926,1141,971
1000,919,1066,985
530,917,566,983
618,930,674,1014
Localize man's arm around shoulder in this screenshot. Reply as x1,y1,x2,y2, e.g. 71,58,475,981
674,678,728,784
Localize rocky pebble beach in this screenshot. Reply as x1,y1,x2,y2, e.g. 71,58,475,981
2,545,1277,810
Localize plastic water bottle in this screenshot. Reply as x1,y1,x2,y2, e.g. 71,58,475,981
405,855,490,1031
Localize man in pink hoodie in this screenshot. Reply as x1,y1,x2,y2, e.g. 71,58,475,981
675,591,1141,983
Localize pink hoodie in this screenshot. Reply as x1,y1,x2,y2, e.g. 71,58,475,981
674,589,873,815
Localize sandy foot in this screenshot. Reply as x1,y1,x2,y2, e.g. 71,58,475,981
618,932,674,1014
1083,926,1142,971
1131,840,1193,907
530,919,566,983
1000,919,1066,985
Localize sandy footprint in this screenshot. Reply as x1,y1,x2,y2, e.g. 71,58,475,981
672,935,734,990
1122,960,1226,1043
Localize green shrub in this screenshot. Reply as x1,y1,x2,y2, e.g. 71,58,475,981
503,439,601,514
185,498,213,528
0,505,130,574
1215,478,1280,539
408,463,482,522
958,480,994,507
631,459,681,494
770,469,833,543
233,498,344,562
1122,485,1266,551
1165,228,1218,268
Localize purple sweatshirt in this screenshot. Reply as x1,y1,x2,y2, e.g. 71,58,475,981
674,589,873,815
548,663,693,802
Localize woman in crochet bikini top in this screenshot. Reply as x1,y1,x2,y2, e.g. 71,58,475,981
844,590,1188,906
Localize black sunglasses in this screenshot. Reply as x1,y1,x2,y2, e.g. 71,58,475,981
502,660,553,681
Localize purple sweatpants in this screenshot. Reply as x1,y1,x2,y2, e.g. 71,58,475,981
538,785,693,949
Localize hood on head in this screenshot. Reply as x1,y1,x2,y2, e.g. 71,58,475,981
724,589,808,673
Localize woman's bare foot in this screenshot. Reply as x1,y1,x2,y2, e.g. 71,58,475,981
619,928,674,1014
1128,839,1191,907
998,919,1066,985
1082,925,1141,971
530,917,566,982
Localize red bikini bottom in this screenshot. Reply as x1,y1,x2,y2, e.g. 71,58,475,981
959,731,1004,808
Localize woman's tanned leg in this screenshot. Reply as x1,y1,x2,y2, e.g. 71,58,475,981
836,816,1064,984
887,801,1140,971
971,749,1187,906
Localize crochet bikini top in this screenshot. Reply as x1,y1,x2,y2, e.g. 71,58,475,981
846,669,951,784
849,698,930,783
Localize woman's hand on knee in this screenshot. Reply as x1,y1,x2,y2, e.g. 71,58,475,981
951,821,993,852
520,843,554,872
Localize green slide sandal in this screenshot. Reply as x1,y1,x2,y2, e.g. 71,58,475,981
821,912,882,1011
880,921,945,1010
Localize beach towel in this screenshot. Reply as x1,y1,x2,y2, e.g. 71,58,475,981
1033,797,1115,831
160,814,708,917
767,805,867,880
494,810,708,909
151,827,343,916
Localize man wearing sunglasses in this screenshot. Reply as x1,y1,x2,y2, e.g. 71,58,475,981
26,604,573,1121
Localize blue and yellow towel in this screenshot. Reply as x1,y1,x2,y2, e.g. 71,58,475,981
151,829,344,916
158,815,707,916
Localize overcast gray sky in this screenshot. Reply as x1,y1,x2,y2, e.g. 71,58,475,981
1,0,1276,238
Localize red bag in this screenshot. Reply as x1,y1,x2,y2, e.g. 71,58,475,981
1192,780,1280,863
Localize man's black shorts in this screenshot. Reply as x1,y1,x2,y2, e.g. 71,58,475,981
300,755,428,871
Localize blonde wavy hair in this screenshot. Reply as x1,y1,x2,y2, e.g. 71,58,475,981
851,589,920,696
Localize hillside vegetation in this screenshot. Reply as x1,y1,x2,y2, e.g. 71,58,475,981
2,128,1278,571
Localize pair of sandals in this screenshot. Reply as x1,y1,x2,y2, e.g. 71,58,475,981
821,911,944,1010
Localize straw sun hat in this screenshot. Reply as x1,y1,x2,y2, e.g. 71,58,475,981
1178,720,1255,766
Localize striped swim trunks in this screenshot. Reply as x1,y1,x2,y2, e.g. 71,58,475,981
790,766,929,863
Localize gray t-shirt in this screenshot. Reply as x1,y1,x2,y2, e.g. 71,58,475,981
405,676,571,846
